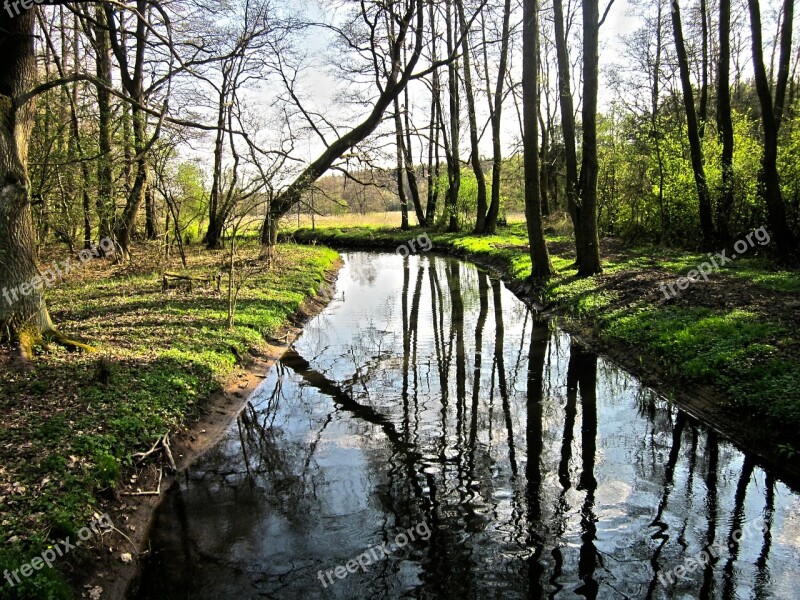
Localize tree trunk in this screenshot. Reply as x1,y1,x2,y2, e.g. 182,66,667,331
522,0,552,279
402,56,426,227
699,0,709,139
577,0,603,276
670,0,715,250
746,0,798,258
445,0,461,232
425,0,441,226
484,0,513,233
552,0,582,266
455,0,488,234
717,0,735,246
114,105,148,254
0,8,62,357
394,98,410,230
94,5,113,240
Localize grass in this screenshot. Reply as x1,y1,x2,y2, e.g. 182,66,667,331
290,221,800,436
0,241,338,599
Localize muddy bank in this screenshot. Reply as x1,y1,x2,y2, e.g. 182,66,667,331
81,260,343,600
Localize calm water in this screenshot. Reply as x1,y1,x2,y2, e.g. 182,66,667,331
133,253,800,599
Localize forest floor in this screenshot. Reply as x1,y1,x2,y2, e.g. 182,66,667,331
0,242,340,599
289,221,800,480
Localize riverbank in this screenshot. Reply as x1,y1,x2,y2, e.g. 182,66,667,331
0,242,340,599
288,223,800,482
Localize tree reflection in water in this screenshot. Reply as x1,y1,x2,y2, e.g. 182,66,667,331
134,253,800,600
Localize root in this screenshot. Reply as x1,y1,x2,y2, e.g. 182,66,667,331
44,329,97,353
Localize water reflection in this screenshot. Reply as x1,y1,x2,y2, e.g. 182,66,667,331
133,253,800,600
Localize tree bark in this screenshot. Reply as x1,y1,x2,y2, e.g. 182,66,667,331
670,0,715,250
522,0,552,279
0,8,82,357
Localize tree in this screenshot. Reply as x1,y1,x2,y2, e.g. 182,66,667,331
670,0,715,250
552,0,582,266
261,0,427,245
576,0,604,276
455,0,488,235
478,0,513,233
716,0,735,245
746,0,798,258
0,8,90,359
522,0,552,279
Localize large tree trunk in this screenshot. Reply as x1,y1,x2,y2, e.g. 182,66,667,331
522,0,552,279
716,0,735,246
746,0,798,259
552,0,582,266
0,9,60,357
577,0,603,276
670,0,715,250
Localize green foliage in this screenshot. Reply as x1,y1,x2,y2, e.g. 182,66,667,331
0,548,72,600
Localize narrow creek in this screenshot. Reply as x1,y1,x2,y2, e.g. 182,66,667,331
132,252,800,599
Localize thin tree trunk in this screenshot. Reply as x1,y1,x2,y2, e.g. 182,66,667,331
699,0,709,139
552,0,582,266
485,0,513,233
522,0,552,279
670,0,715,250
717,0,735,246
394,98,410,230
455,0,488,234
445,0,461,232
425,0,441,226
402,82,425,226
95,6,113,240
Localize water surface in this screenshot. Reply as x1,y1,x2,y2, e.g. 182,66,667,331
133,252,800,599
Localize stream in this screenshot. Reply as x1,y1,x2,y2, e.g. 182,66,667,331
132,252,800,599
